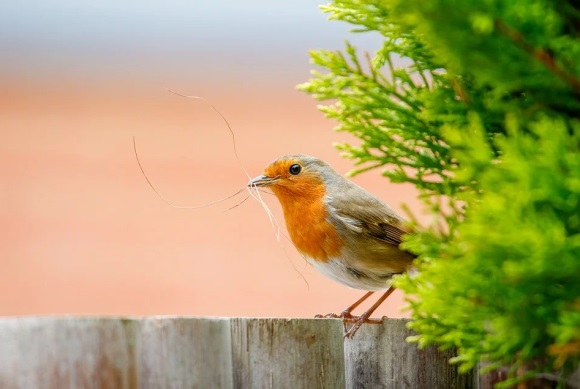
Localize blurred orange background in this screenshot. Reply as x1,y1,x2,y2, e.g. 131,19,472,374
0,1,422,319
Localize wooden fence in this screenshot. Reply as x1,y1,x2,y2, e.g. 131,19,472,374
0,317,476,388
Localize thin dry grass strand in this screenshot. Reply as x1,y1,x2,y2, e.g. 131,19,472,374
166,90,283,237
133,136,246,209
241,187,309,287
244,184,308,286
166,89,251,180
247,184,281,241
287,247,311,289
222,194,251,213
140,91,305,282
246,174,283,239
274,231,311,288
271,241,311,289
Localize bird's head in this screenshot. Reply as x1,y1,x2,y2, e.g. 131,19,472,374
248,155,336,200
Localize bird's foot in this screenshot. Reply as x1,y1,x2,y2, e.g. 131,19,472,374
314,312,342,319
315,311,386,338
314,310,357,320
314,310,358,320
344,315,388,339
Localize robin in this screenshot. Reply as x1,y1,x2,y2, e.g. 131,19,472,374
248,154,416,338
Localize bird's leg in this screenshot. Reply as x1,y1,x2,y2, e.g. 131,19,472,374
315,291,375,319
344,286,396,339
338,291,375,319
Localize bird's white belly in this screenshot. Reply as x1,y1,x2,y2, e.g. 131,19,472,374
305,256,392,291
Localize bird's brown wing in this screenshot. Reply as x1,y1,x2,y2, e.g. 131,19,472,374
328,185,412,247
366,219,410,246
334,205,411,246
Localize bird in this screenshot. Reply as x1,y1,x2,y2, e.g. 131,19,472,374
248,154,416,338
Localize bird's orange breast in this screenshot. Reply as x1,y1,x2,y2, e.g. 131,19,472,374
270,177,343,263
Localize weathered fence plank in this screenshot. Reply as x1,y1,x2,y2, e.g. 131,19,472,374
0,317,135,389
137,317,232,389
344,319,476,389
0,317,474,389
230,318,345,389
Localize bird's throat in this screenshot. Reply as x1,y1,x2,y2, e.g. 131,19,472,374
272,184,343,263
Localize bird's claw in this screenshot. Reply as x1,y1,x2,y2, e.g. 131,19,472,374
343,314,387,339
314,310,355,320
315,313,341,318
315,311,387,338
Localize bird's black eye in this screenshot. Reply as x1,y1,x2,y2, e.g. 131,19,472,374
289,164,301,175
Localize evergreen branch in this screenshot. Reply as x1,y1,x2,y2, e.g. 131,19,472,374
494,19,580,93
302,1,580,384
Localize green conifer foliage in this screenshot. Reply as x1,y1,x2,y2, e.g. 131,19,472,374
298,0,580,386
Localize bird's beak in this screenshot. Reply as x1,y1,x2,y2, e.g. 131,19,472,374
247,174,278,188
